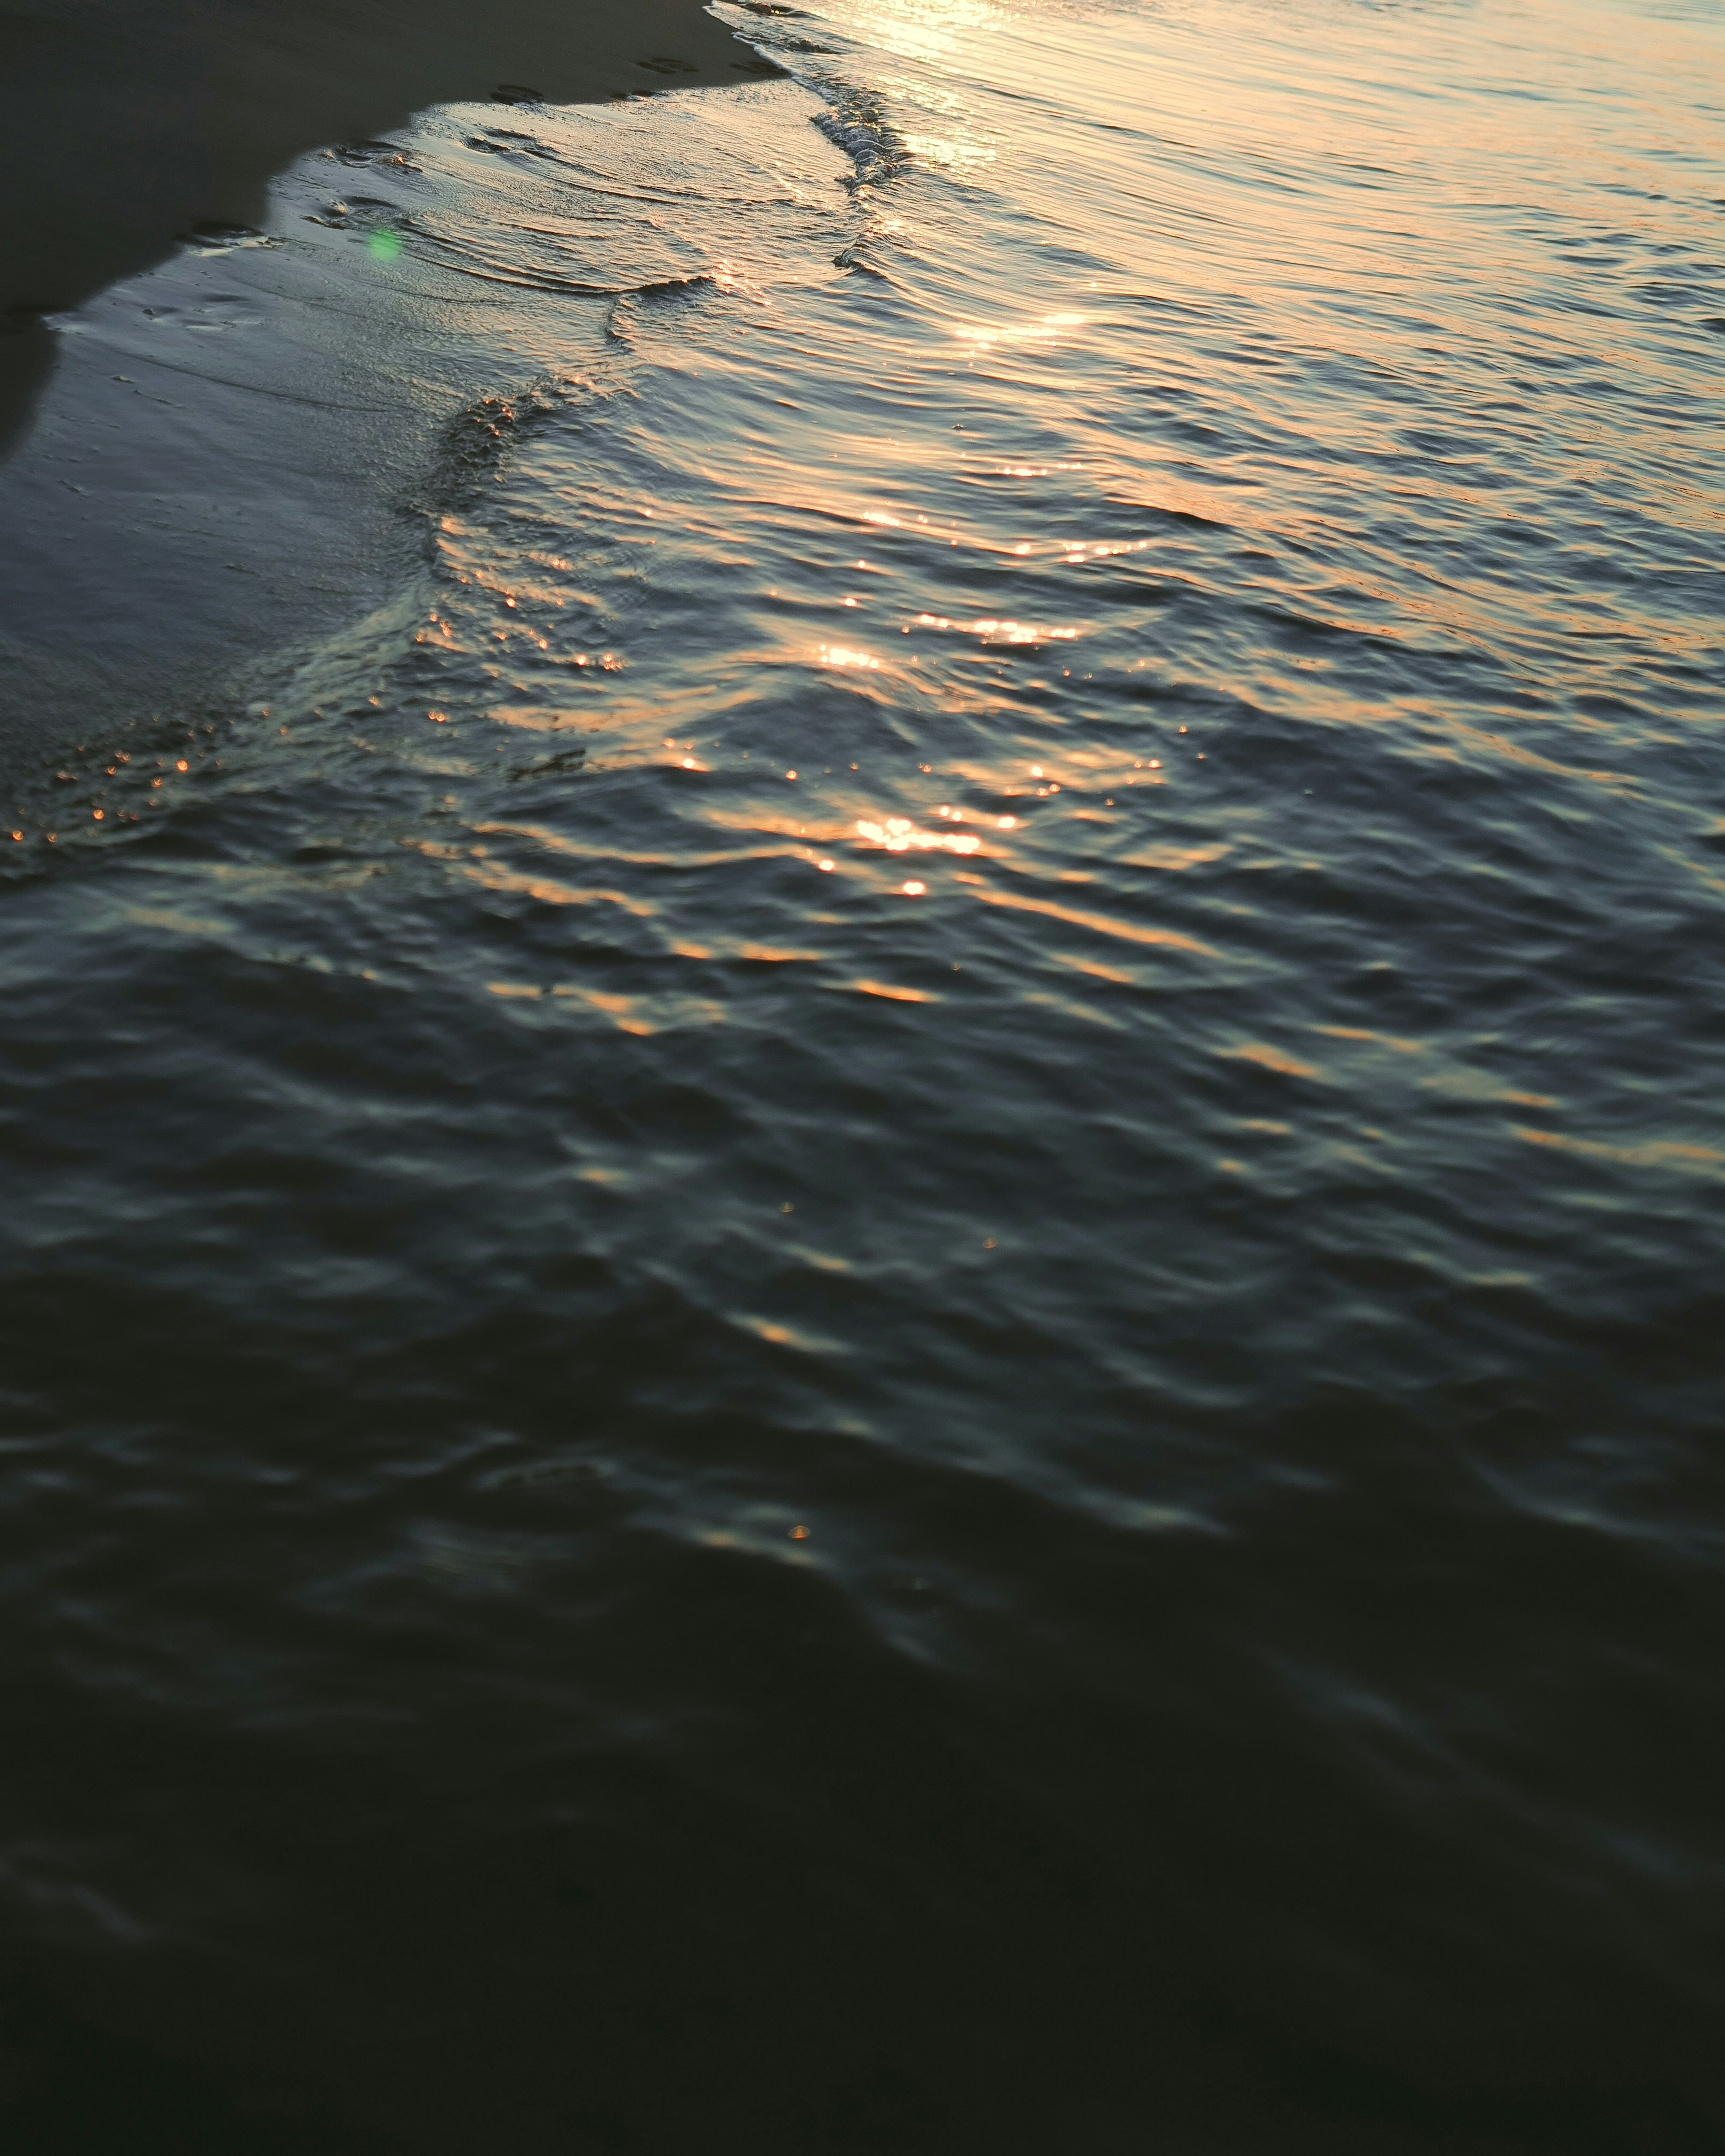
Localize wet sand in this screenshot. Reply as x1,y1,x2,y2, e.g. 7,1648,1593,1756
0,0,780,773
0,0,780,451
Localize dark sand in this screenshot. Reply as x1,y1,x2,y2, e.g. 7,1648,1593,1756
0,0,780,450
0,0,780,767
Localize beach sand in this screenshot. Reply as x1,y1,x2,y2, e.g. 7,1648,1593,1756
2,0,778,344
0,0,781,770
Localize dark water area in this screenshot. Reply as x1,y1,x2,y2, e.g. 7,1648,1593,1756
2,0,1724,2146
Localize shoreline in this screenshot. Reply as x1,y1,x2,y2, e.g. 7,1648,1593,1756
0,1,786,778
0,0,783,453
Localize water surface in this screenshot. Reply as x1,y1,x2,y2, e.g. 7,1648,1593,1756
2,0,1723,2145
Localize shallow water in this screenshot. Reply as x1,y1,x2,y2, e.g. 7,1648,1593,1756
2,0,1724,2145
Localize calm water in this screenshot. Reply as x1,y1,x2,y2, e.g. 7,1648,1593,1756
2,0,1723,2145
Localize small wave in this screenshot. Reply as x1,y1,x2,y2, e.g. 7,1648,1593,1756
813,90,912,185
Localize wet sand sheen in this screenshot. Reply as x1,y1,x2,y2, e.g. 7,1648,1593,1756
0,0,785,770
0,0,783,451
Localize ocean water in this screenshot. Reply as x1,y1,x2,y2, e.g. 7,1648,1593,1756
2,0,1723,2145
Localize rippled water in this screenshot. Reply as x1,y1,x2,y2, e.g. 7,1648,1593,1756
3,0,1724,2144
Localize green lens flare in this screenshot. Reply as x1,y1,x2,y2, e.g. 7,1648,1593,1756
367,230,402,264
